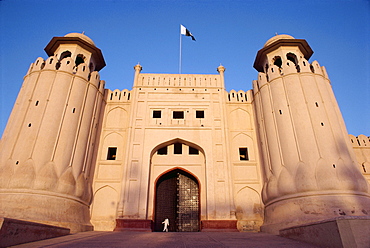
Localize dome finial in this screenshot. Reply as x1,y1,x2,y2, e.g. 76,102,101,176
82,31,85,35
217,64,225,73
134,63,142,72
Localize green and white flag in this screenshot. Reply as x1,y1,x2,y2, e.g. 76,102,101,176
180,25,196,41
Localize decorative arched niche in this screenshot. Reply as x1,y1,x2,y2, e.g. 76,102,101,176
90,185,118,231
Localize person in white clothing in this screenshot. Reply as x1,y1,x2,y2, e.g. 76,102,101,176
162,218,169,232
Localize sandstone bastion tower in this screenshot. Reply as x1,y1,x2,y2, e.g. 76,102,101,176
0,33,106,232
252,35,370,234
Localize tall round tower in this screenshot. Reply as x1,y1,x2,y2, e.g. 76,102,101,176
0,33,106,232
252,35,370,234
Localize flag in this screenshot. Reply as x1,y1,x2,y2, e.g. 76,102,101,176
180,25,196,41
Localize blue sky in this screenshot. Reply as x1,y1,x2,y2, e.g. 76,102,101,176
0,0,369,136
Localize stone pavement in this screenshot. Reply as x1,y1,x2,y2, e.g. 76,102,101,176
10,231,318,248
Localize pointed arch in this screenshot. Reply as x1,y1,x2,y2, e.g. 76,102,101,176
153,168,200,232
286,52,300,72
90,185,119,231
154,166,201,186
59,51,72,61
101,132,124,160
235,186,263,231
150,138,205,158
93,184,118,197
272,56,282,68
229,108,252,130
75,54,85,67
231,132,255,162
105,107,128,128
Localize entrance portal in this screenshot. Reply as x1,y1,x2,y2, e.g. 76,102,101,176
154,169,199,232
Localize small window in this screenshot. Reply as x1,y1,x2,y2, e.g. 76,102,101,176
174,143,182,154
196,110,204,118
107,147,117,160
173,111,184,119
273,56,282,68
310,65,315,73
75,54,85,66
239,148,249,161
153,110,161,118
60,51,72,60
157,146,168,155
286,53,298,65
189,146,199,155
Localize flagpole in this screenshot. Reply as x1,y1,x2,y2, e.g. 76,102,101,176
179,28,182,74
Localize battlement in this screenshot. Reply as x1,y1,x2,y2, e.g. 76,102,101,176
227,89,253,103
349,134,370,147
266,60,329,82
134,73,223,88
106,89,132,103
349,134,370,176
253,60,330,91
26,56,103,89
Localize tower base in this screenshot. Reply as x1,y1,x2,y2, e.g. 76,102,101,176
280,216,370,248
0,217,70,247
0,191,93,233
261,192,370,234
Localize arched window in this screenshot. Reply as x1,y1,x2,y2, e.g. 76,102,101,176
60,51,72,60
272,56,282,75
310,64,315,73
75,54,85,67
273,56,282,68
286,53,298,64
286,53,300,72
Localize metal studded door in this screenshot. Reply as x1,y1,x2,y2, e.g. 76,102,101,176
177,173,199,231
154,170,199,232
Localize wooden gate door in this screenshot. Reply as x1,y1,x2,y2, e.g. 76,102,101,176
154,170,199,232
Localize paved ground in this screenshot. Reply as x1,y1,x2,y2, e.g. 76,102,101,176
10,231,318,248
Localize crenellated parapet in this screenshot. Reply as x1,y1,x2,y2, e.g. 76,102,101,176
258,59,329,83
135,73,223,88
227,89,252,103
106,89,132,102
27,56,104,85
350,134,370,147
349,134,370,180
133,63,225,89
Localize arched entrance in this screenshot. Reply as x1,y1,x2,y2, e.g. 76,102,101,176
154,169,200,232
